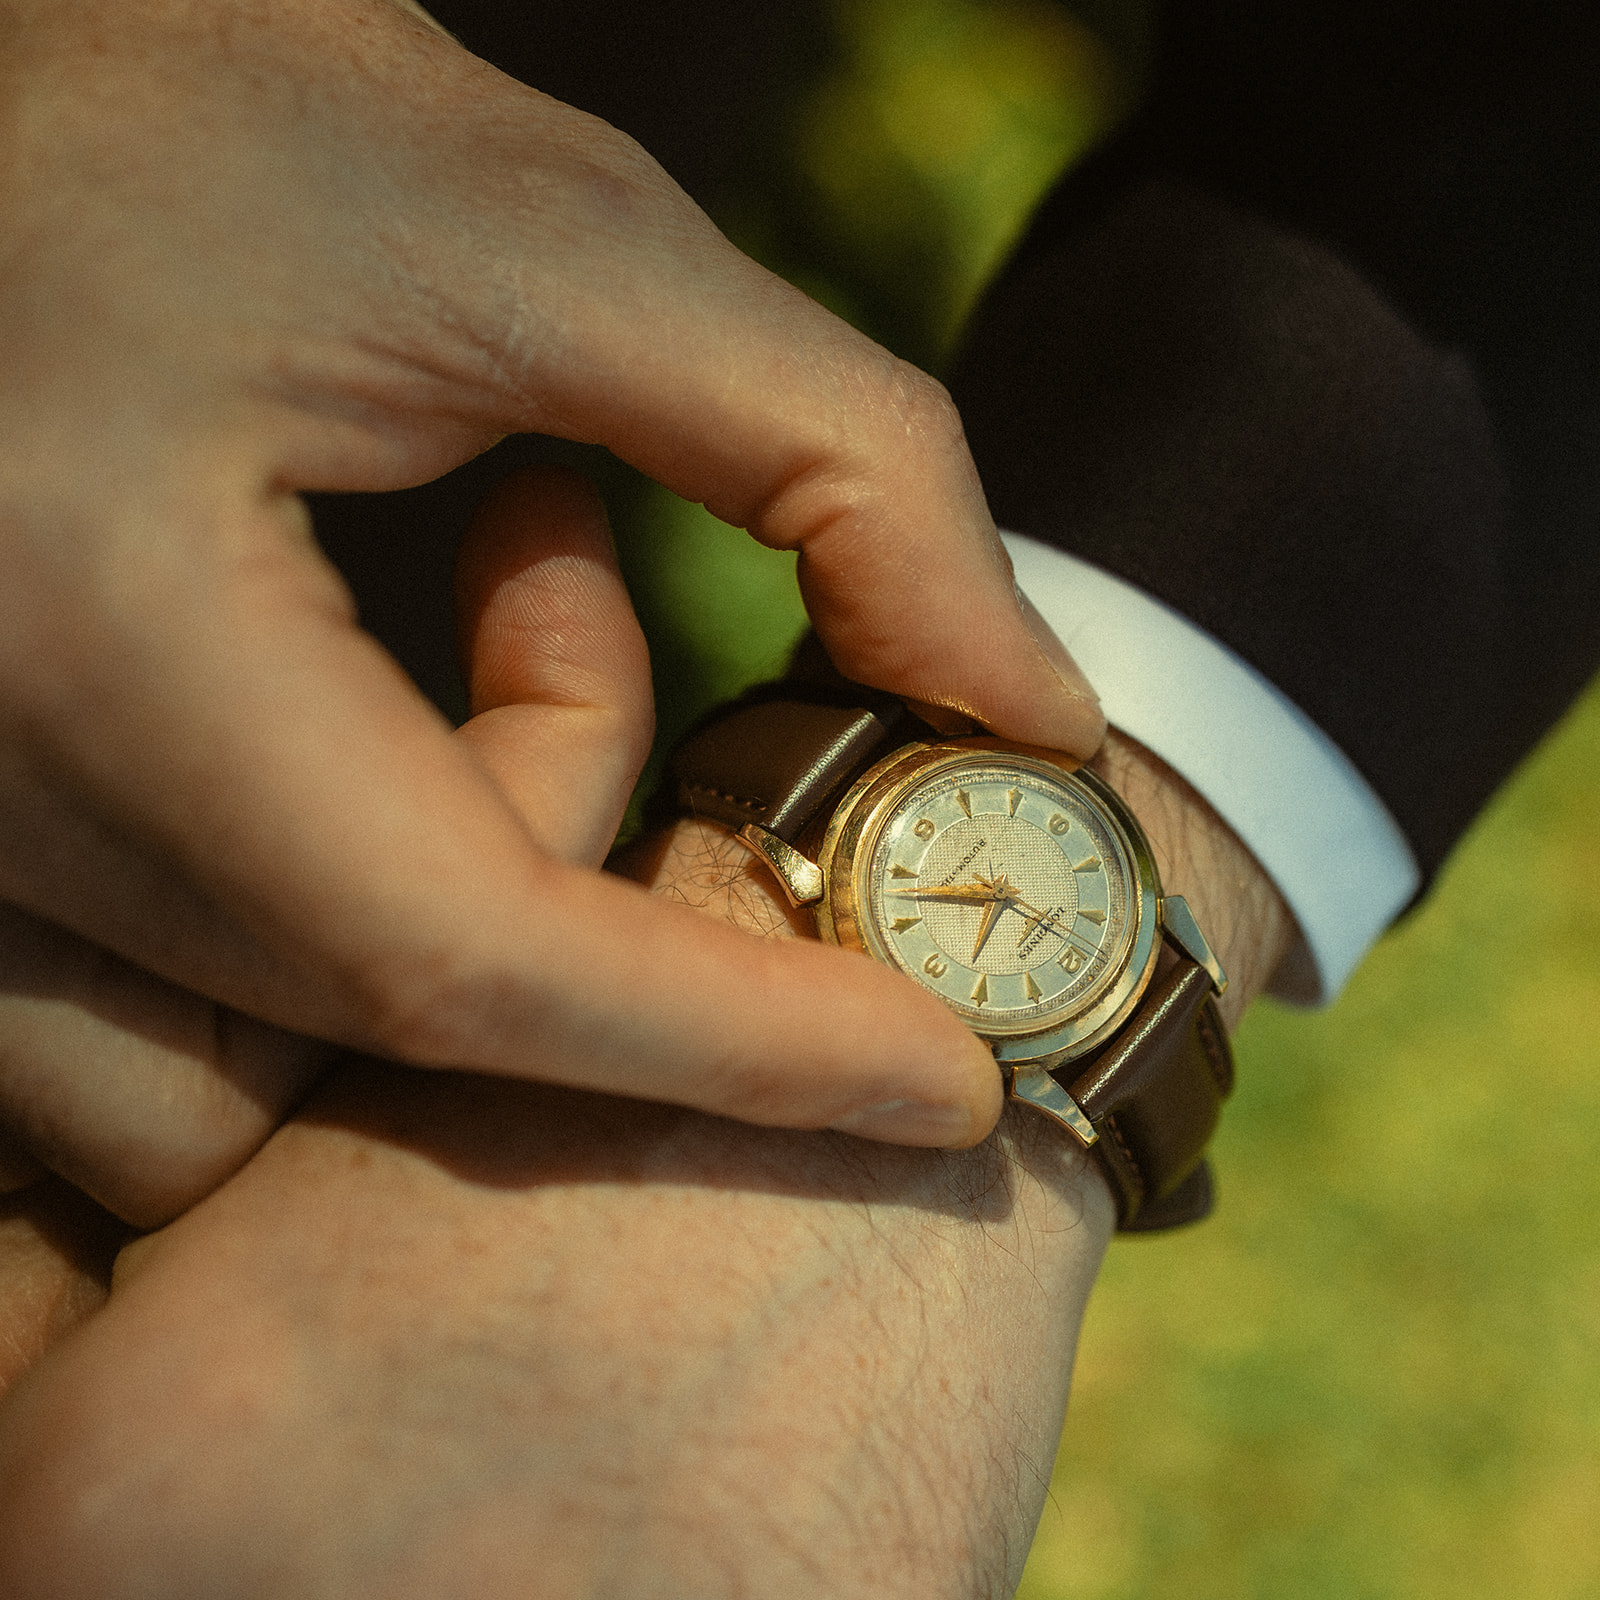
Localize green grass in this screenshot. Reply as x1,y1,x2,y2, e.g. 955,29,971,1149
1018,681,1600,1600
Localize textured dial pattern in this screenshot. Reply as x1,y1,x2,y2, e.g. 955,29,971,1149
862,760,1134,1034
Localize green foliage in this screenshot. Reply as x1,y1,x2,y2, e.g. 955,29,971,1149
796,0,1119,354
632,485,809,711
1019,681,1600,1600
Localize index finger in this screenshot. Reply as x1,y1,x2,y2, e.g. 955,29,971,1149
531,259,1104,754
359,76,1105,754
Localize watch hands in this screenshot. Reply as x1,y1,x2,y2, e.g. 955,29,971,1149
891,871,1015,908
969,893,1009,963
1011,889,1063,943
892,873,1101,962
1008,893,1099,960
890,882,1008,904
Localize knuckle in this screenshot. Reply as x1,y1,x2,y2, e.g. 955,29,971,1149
574,118,673,195
697,1055,796,1127
511,104,694,239
759,364,971,555
881,363,967,452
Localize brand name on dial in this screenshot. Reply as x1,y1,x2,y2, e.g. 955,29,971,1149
933,837,987,886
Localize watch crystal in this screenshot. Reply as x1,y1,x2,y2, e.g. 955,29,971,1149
859,759,1136,1036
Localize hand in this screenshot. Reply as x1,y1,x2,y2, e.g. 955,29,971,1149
0,0,1109,1224
0,723,1291,1598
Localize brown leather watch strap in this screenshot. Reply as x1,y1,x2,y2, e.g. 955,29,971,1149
665,683,1235,1232
666,683,923,843
1065,958,1232,1231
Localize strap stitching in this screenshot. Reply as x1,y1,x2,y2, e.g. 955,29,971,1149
1101,1112,1145,1212
683,782,768,815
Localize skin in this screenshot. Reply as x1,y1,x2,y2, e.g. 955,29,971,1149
0,0,1107,1234
0,4,1294,1585
0,819,1285,1600
0,482,1291,1595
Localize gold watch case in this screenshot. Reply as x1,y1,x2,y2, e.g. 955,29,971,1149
806,737,1165,1075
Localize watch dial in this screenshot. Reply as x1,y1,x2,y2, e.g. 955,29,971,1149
860,759,1136,1034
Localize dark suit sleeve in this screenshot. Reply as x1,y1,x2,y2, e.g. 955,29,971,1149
947,1,1600,883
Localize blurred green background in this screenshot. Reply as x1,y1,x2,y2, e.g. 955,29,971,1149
613,2,1600,1594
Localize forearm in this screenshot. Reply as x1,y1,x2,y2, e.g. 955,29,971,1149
0,1065,1111,1600
0,729,1289,1598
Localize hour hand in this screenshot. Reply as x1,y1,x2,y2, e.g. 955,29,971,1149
891,883,1003,903
970,897,1006,962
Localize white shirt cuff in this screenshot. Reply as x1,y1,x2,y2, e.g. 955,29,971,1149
1002,532,1419,1004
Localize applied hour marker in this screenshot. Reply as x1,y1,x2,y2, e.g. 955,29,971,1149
890,916,921,933
971,974,988,1006
955,789,972,819
1078,907,1106,926
890,863,917,879
1072,856,1101,874
1023,971,1042,1002
1007,787,1022,817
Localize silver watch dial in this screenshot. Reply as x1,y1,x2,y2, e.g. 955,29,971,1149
857,757,1138,1037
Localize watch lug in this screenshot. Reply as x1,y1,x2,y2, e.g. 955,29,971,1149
736,824,825,907
1006,1068,1098,1148
1160,894,1228,996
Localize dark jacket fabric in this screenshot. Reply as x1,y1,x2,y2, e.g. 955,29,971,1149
373,1,1600,886
948,2,1600,881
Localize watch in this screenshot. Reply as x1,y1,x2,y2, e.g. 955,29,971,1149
665,680,1235,1231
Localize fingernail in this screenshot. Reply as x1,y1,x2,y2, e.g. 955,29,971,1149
1017,586,1101,709
829,1098,977,1147
1013,586,1106,755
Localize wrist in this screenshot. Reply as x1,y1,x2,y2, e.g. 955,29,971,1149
1085,728,1295,1030
635,711,1292,1041
648,691,1288,1227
